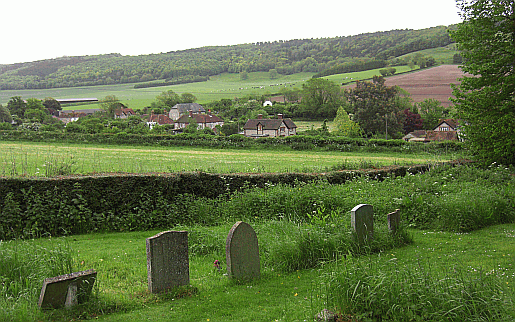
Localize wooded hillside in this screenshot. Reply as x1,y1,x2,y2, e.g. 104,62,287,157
0,25,455,90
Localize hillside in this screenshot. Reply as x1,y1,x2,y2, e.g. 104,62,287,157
0,25,457,91
384,65,464,107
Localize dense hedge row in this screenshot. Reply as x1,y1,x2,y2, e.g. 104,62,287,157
0,130,463,153
0,165,430,240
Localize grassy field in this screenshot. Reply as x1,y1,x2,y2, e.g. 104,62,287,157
0,141,455,177
0,66,416,110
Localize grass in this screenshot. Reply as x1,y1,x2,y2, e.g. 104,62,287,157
2,223,513,322
0,65,417,109
1,164,514,321
0,141,455,177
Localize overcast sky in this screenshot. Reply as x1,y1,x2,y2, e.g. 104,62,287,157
1,0,463,65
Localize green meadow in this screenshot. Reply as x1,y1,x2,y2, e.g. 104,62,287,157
0,140,450,177
0,67,416,109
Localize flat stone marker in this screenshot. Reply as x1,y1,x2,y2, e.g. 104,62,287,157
351,204,374,244
226,221,260,280
146,230,189,294
387,209,401,233
38,269,97,309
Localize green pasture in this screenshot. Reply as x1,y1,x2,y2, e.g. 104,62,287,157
398,43,459,65
0,141,452,177
0,66,416,110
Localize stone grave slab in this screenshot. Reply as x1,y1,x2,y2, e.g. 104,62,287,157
146,230,189,293
38,269,97,309
351,204,374,244
387,209,401,233
226,221,260,280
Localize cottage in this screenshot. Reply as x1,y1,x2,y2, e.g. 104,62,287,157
147,113,174,130
243,114,297,138
433,119,458,132
114,108,136,119
175,112,224,130
169,103,206,121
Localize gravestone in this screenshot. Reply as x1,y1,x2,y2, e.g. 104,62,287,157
146,230,189,294
226,221,260,280
387,209,401,233
38,269,97,309
351,204,374,244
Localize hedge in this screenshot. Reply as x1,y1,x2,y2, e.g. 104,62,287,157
0,165,431,240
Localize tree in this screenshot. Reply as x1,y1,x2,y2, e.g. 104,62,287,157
403,108,423,134
345,76,404,137
7,96,27,118
300,78,343,119
180,93,197,103
155,90,181,109
0,104,12,123
42,97,61,111
417,98,449,130
269,69,279,79
333,106,362,137
449,0,515,164
100,95,121,117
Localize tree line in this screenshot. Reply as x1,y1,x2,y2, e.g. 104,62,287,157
0,26,455,90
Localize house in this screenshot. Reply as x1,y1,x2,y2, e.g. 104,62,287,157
114,108,136,119
147,113,174,130
433,119,458,132
169,103,206,121
175,111,224,130
402,130,428,142
243,114,297,138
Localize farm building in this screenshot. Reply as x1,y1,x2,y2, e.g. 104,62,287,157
243,114,297,138
169,103,206,121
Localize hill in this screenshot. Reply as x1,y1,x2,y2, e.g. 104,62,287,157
384,65,464,107
0,25,457,91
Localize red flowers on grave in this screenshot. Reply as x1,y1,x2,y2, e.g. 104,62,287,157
213,260,221,272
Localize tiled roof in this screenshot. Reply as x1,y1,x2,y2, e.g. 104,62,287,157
149,114,173,125
176,113,223,123
243,118,297,130
171,103,205,114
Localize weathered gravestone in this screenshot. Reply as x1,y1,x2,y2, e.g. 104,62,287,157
387,209,401,234
226,221,260,280
38,269,97,309
351,204,374,244
146,231,189,294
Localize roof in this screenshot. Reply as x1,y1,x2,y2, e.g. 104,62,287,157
148,114,173,125
171,103,205,114
56,98,98,104
434,119,458,131
243,118,297,130
114,108,136,116
176,113,223,124
426,130,458,141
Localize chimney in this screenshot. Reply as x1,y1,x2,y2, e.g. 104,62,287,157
258,114,263,119
277,114,283,119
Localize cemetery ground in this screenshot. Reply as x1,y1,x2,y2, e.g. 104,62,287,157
1,163,514,321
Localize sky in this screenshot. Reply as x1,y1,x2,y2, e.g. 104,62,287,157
0,0,463,65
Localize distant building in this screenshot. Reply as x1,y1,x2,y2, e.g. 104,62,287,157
175,111,224,130
169,103,206,121
243,114,297,138
147,113,174,130
114,108,136,119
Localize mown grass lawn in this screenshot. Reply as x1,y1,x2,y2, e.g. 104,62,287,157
23,224,515,321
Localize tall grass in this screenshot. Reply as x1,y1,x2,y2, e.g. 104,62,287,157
0,239,75,322
325,257,511,321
